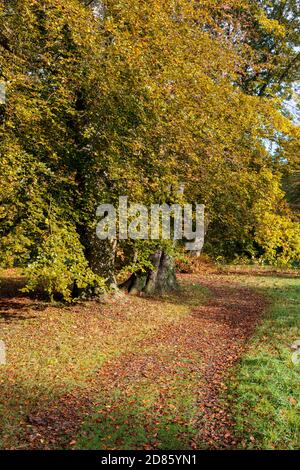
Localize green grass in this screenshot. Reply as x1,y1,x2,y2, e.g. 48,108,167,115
77,365,201,450
75,281,210,450
1,268,299,450
0,270,208,449
226,274,300,450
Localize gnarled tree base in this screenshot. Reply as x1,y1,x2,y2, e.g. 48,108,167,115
121,250,178,295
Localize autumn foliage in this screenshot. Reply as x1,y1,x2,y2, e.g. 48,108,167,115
0,0,299,299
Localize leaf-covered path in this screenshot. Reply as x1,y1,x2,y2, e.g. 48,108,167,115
0,272,266,449
192,275,267,448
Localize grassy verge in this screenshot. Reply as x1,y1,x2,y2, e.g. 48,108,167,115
226,273,300,450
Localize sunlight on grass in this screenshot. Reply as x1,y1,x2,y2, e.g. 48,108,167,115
227,275,300,450
77,366,201,450
2,268,299,450
0,269,209,449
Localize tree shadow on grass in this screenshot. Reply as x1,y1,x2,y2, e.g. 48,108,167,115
0,273,47,322
0,272,26,298
0,303,44,322
0,378,91,450
0,271,68,323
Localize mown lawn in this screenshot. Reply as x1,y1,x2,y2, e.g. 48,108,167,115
226,272,300,450
0,268,299,450
0,270,209,449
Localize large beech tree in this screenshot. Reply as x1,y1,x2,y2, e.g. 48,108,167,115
0,0,299,299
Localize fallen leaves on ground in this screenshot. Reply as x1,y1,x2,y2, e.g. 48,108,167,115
0,270,266,449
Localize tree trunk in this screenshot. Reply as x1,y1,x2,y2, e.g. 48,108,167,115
121,249,178,295
85,228,117,289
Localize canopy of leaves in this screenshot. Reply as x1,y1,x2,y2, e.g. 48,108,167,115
0,0,299,298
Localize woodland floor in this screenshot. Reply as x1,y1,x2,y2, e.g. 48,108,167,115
0,267,299,450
